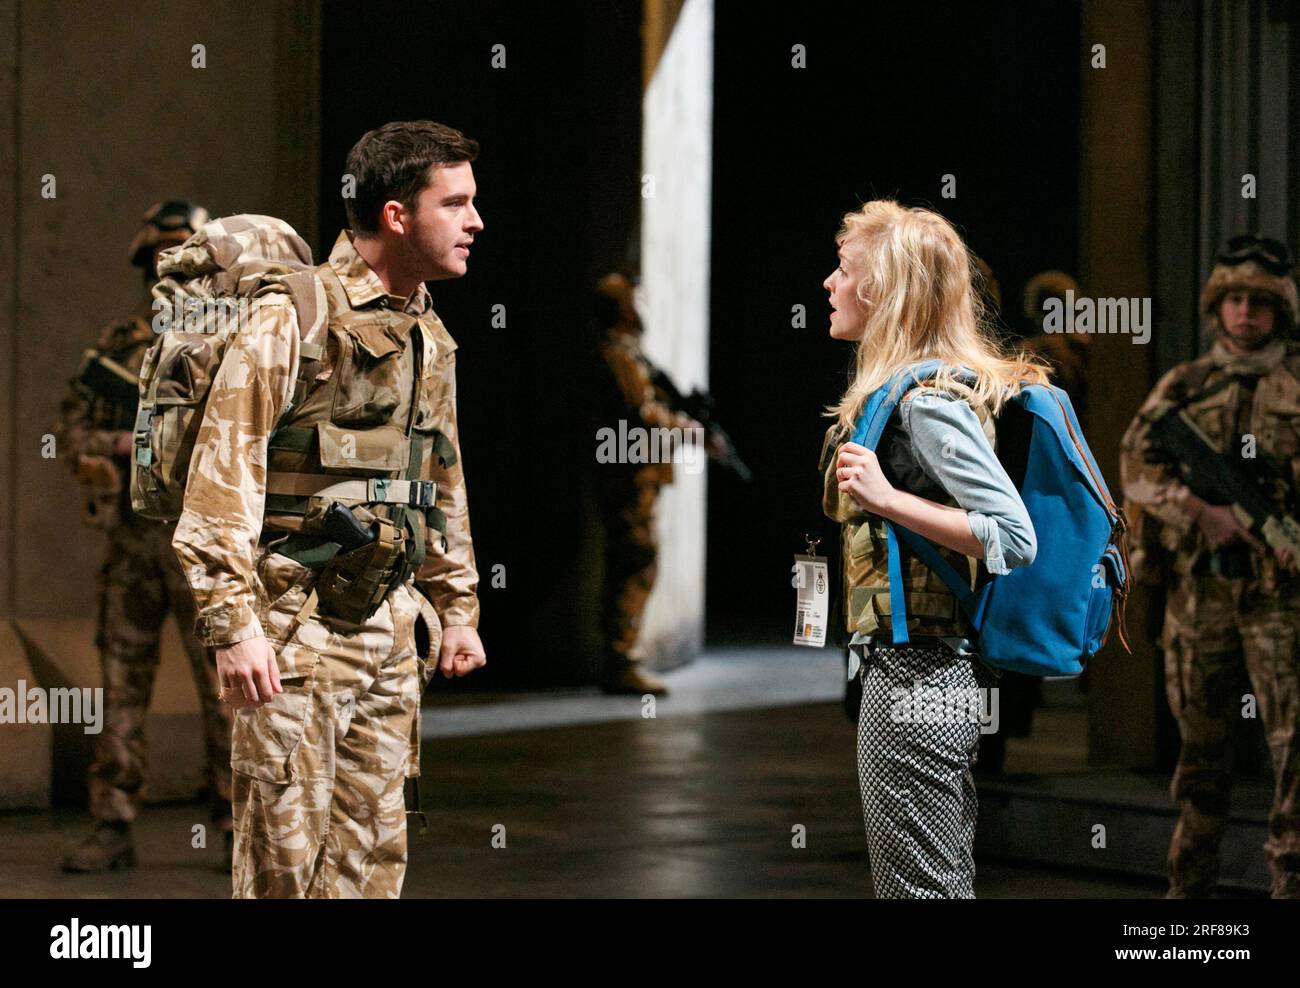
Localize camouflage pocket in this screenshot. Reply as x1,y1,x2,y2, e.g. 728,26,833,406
1183,385,1234,450
1262,403,1300,464
131,331,230,520
317,421,411,474
230,675,316,785
848,519,877,559
330,316,413,427
255,549,317,646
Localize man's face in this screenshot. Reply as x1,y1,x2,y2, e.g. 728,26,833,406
823,246,866,341
403,161,483,281
1218,289,1277,350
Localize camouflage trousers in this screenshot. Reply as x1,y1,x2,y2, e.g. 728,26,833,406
1161,571,1300,898
90,518,232,823
230,548,437,899
598,481,659,669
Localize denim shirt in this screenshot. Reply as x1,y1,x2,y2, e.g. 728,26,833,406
880,387,1037,576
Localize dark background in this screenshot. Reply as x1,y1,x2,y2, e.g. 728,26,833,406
706,2,1082,643
320,1,644,686
317,0,1081,683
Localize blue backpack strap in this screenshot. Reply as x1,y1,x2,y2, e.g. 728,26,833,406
850,359,946,448
892,524,980,624
884,521,910,644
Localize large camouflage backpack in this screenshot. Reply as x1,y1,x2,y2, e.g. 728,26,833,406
130,214,328,519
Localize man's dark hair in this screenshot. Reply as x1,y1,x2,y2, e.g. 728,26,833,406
344,120,479,235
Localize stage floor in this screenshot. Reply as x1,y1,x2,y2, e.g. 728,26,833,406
0,694,1196,899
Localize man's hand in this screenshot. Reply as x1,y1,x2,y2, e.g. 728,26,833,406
439,625,487,678
1192,498,1300,571
705,431,731,462
216,636,283,708
1194,500,1265,552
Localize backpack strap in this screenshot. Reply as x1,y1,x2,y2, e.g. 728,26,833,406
850,361,976,645
280,268,330,360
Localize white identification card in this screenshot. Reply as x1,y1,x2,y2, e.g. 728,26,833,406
792,554,829,647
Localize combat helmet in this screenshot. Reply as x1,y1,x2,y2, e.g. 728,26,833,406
1201,234,1299,337
128,200,209,268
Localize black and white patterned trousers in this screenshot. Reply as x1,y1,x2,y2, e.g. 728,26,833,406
855,639,999,899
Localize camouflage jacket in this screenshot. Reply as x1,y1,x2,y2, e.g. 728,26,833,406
173,232,480,647
599,328,694,487
54,302,156,529
1119,337,1300,587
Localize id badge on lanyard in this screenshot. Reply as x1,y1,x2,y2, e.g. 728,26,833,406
792,536,829,648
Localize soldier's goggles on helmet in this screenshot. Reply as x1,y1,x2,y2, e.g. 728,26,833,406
1216,234,1294,276
144,200,207,233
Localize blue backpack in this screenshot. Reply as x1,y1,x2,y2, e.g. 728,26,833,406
849,360,1132,676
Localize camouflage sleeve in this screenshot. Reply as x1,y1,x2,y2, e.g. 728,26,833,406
1119,365,1200,539
172,296,300,647
415,350,480,628
52,366,122,466
602,342,693,433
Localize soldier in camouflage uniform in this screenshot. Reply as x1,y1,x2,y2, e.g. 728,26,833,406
174,122,486,898
54,201,232,873
593,273,723,696
1120,234,1300,898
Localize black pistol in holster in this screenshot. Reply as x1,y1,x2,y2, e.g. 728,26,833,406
315,502,409,623
1145,402,1300,575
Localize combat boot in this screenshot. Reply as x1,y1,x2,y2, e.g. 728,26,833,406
601,662,668,696
61,822,136,873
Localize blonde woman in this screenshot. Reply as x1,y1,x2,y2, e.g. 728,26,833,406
818,200,1051,898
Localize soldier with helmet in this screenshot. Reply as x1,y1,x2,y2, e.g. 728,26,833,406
592,272,729,695
1120,234,1300,898
53,200,233,872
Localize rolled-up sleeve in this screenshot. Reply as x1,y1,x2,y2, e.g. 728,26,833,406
899,390,1037,574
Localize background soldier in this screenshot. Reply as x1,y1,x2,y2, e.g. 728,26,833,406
1120,234,1300,898
593,273,724,696
54,200,232,872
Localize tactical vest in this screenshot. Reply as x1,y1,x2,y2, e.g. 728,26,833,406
256,264,459,615
820,385,996,639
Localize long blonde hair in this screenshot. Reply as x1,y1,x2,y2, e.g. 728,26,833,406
827,200,1050,431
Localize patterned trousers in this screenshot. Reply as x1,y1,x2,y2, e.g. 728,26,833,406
1161,572,1300,898
854,640,998,898
597,481,660,668
230,549,438,899
91,518,232,823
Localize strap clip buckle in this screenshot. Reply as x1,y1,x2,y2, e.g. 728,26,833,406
408,480,435,508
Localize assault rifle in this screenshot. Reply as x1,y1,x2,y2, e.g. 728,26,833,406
1145,402,1300,568
75,349,140,431
646,364,752,482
